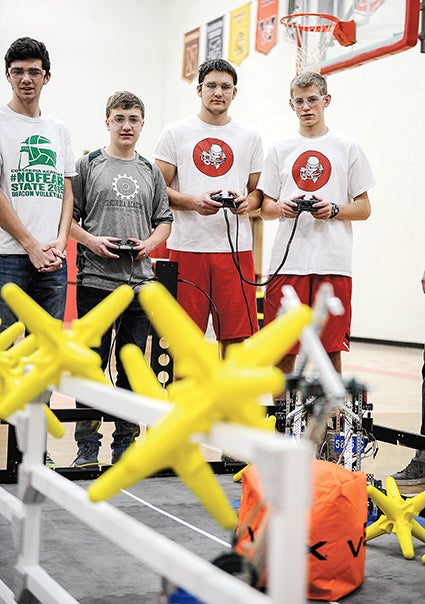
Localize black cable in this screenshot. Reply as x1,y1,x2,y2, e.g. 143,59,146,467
225,207,255,336
177,277,222,342
223,207,302,287
107,253,137,383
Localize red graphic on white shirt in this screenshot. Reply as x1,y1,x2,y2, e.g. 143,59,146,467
292,150,331,193
193,138,234,177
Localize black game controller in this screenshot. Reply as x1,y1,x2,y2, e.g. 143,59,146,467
211,192,242,209
114,240,138,256
293,197,318,213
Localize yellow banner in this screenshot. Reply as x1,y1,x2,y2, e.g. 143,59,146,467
182,27,200,82
228,3,251,66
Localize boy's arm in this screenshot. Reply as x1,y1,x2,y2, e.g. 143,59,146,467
0,188,62,270
48,177,74,253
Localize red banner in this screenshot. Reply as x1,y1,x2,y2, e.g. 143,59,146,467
182,27,200,82
256,0,279,55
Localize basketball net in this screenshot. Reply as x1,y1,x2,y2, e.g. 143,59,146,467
281,13,352,74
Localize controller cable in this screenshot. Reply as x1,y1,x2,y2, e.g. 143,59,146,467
221,211,255,336
107,251,146,384
133,275,224,355
177,277,222,343
223,207,302,288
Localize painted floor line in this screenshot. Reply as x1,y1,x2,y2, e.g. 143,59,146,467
343,364,421,381
122,488,231,548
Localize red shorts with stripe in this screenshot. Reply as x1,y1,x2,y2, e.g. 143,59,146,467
169,250,258,341
264,274,352,354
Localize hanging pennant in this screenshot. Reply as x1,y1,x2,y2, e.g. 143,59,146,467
256,0,279,55
228,3,251,66
206,16,224,60
182,27,200,82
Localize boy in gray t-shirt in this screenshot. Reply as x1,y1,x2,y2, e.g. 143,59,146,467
70,91,173,467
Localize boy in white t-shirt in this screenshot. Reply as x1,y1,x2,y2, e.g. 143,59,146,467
259,72,375,376
154,59,263,359
0,37,75,330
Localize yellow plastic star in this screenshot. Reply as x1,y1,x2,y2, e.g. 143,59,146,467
0,283,135,429
0,322,64,436
88,281,312,529
366,476,425,559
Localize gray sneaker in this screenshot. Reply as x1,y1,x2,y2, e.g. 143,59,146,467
72,443,99,467
391,454,425,486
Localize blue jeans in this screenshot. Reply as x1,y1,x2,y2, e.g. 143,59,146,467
0,254,67,331
74,285,150,453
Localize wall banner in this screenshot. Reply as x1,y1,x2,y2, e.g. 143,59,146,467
256,0,279,55
182,27,200,82
228,3,251,66
206,16,224,60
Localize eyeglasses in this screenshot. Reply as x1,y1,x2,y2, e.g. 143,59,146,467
291,95,326,108
200,81,235,94
8,67,45,80
110,115,142,126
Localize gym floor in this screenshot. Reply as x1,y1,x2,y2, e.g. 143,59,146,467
46,338,424,481
0,340,424,603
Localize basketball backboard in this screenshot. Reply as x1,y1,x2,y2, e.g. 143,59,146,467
281,0,420,75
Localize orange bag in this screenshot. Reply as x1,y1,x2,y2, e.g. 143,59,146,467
234,464,269,587
235,460,368,600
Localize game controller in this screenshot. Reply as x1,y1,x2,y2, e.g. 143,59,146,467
114,240,138,256
210,192,242,209
293,197,318,213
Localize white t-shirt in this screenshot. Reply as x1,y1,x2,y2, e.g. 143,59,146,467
0,105,76,253
154,114,264,252
258,130,376,276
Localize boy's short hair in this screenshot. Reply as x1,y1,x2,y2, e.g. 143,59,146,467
106,91,145,118
4,37,51,74
290,72,328,96
198,59,238,86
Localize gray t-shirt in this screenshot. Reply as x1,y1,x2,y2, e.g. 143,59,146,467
72,148,172,291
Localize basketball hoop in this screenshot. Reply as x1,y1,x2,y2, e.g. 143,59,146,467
281,13,356,74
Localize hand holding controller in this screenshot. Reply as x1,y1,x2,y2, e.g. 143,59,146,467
292,196,318,213
210,192,242,209
114,239,139,256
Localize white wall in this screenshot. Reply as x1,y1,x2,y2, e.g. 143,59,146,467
0,0,423,344
0,0,167,157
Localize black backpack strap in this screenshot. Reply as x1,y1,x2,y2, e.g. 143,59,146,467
88,148,102,163
137,154,152,170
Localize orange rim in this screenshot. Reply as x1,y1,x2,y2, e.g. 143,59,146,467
280,12,338,33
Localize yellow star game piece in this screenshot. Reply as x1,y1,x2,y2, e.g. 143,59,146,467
366,476,425,559
0,284,135,434
0,321,65,436
119,344,242,529
88,281,311,529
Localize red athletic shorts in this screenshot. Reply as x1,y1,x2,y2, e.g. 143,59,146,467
264,274,352,354
169,250,258,341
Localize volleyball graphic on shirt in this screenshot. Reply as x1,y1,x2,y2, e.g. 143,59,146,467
18,135,57,169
